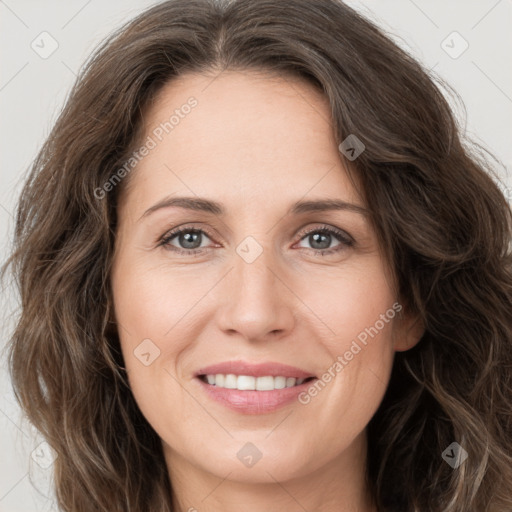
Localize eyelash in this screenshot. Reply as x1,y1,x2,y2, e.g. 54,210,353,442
157,224,354,257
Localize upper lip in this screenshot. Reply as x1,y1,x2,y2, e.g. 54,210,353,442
196,360,316,379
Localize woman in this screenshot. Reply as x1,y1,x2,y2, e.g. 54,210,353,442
3,0,512,510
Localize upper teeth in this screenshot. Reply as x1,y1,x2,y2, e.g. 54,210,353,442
205,374,306,390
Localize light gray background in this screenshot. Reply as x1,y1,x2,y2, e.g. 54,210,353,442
1,1,511,511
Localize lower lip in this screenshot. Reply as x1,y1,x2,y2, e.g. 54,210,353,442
196,377,317,414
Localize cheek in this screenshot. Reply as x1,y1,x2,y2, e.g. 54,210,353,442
111,253,231,412
296,264,397,431
111,266,199,441
112,254,213,344
300,329,394,463
111,258,196,394
298,259,397,355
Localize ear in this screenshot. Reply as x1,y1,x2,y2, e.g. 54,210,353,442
393,307,425,352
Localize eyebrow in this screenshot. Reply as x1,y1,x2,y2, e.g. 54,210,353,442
139,195,368,221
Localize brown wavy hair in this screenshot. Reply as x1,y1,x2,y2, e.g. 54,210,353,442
3,0,512,510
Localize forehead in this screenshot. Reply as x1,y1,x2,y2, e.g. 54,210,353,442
120,70,362,216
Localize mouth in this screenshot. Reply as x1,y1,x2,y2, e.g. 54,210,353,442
194,360,318,414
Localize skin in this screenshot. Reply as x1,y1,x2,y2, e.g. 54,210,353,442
111,70,423,512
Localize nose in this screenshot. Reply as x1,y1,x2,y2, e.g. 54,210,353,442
216,245,296,342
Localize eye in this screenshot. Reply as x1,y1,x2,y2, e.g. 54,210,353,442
158,226,215,256
295,225,354,255
158,223,354,257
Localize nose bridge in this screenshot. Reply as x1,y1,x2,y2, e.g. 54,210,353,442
236,239,277,300
217,237,295,340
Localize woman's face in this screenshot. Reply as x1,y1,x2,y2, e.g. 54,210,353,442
111,70,420,485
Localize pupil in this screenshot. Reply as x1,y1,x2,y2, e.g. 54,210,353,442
180,231,201,249
310,232,330,249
